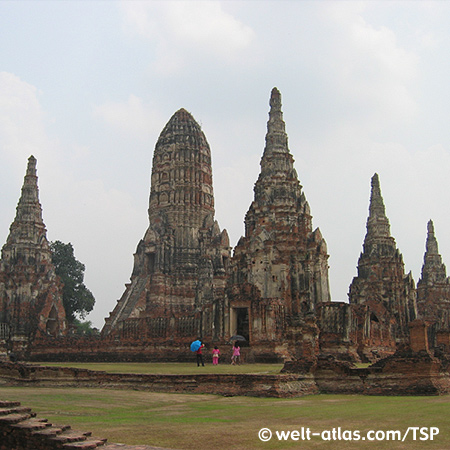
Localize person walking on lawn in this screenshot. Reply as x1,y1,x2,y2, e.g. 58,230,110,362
196,342,205,366
231,342,241,365
212,346,220,365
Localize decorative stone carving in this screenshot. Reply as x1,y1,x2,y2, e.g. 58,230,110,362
97,90,450,365
349,173,417,359
417,220,450,345
228,88,330,359
0,156,67,351
103,109,230,341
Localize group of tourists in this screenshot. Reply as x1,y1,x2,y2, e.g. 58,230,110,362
193,340,241,367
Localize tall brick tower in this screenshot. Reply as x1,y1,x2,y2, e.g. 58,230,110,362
229,88,330,350
0,156,67,350
103,109,230,341
349,174,417,348
417,220,450,335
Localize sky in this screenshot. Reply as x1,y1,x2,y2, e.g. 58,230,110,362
1,1,450,329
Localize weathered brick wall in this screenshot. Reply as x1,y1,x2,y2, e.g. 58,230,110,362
0,361,317,398
313,351,450,396
3,353,450,400
28,335,283,364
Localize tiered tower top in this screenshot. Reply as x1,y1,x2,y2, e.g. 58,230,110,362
251,88,305,216
419,220,447,285
361,173,399,259
366,173,391,240
148,108,214,231
256,88,299,192
1,155,51,265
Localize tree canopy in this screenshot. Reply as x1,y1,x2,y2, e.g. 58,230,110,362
50,241,95,323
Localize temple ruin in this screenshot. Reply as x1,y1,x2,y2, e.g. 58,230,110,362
102,108,231,343
0,89,449,371
0,156,67,354
347,173,418,361
228,87,330,360
417,220,450,350
98,88,441,364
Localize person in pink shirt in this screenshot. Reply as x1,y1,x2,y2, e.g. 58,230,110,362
231,342,241,365
212,346,220,365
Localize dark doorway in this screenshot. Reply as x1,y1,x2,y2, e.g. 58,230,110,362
235,307,249,342
147,253,155,273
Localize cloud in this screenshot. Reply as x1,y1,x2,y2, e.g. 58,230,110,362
120,0,256,73
313,3,419,132
92,94,164,140
0,72,54,170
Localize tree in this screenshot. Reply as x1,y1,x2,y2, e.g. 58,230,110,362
50,241,95,323
72,319,99,336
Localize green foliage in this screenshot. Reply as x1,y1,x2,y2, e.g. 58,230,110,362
72,319,99,336
50,240,95,323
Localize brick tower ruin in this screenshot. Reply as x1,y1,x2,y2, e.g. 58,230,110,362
349,173,417,359
229,88,330,358
5,91,449,367
0,156,67,353
103,109,230,342
417,220,450,345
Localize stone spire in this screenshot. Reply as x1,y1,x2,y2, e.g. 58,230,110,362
349,173,417,344
366,173,391,240
16,155,44,221
419,220,447,284
2,155,51,265
263,87,289,157
254,88,299,206
103,108,230,339
148,108,214,232
0,156,67,344
417,220,450,330
360,173,396,260
426,220,439,254
144,108,220,272
231,87,330,343
351,174,403,284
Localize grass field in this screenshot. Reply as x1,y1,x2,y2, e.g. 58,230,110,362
1,363,448,450
32,361,284,375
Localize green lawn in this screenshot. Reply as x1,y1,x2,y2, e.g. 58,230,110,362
31,361,284,375
0,385,448,450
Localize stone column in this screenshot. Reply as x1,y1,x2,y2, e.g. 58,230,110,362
408,319,430,353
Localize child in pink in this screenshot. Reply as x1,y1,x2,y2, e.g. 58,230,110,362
231,343,241,365
212,346,220,365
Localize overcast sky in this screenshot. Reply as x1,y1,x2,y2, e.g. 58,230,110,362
1,1,450,329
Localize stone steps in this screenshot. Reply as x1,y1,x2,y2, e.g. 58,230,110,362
10,417,50,430
0,405,33,416
120,278,147,321
0,399,21,408
0,399,107,449
0,398,176,449
32,423,71,438
63,438,109,449
0,411,36,423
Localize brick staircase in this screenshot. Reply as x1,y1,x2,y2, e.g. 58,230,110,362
0,399,107,449
0,399,173,450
